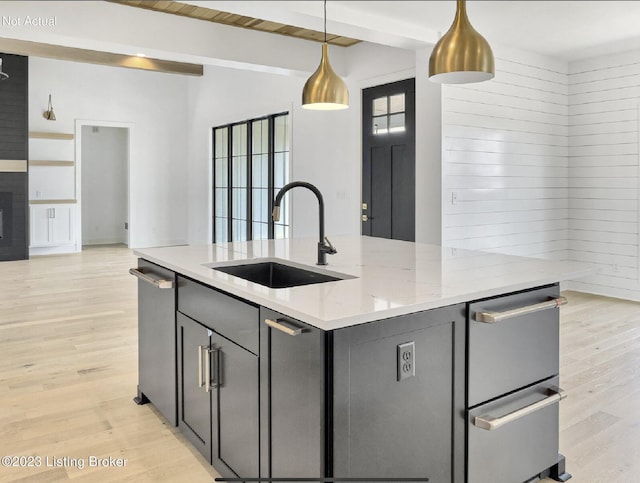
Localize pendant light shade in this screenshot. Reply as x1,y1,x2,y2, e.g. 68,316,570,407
302,43,349,110
301,1,349,110
429,0,494,84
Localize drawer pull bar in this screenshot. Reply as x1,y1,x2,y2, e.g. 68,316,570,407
474,296,567,324
129,268,174,289
265,318,304,336
474,387,566,431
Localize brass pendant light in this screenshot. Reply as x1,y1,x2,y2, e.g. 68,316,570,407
301,0,349,110
429,0,494,84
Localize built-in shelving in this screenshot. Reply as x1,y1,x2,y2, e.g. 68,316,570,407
29,132,75,140
28,131,79,255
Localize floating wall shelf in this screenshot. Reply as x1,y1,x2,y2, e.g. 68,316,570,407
29,199,77,205
29,132,74,140
29,160,75,167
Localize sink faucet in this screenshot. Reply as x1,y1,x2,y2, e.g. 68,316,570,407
272,181,337,265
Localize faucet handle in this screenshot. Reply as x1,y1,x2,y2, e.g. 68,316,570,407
324,237,337,254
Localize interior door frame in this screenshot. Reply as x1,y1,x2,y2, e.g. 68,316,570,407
75,119,134,249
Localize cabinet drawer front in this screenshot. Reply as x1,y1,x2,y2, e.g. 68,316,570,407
468,285,560,406
178,276,259,354
468,377,561,483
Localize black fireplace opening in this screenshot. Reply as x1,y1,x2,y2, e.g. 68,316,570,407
0,191,13,247
0,174,28,261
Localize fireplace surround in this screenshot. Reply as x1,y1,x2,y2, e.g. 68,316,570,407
0,53,29,261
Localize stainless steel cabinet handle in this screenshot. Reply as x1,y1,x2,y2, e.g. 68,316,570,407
474,296,567,324
265,318,305,336
474,387,566,431
129,268,174,289
210,348,220,390
198,345,206,388
205,347,211,393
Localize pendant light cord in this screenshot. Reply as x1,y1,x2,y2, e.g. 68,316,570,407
324,0,327,43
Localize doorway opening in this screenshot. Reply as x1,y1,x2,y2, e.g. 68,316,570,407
362,78,416,241
77,122,131,248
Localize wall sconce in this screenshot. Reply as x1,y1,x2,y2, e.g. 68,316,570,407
43,94,56,121
0,58,8,80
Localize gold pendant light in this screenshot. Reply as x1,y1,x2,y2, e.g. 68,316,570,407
301,0,349,110
429,0,494,84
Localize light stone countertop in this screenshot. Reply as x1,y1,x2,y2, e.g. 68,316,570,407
134,235,593,331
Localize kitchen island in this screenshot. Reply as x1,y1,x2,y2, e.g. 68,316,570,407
131,236,591,483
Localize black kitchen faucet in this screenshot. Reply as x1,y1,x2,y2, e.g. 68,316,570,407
272,181,337,265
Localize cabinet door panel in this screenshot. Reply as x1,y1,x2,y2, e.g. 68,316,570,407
260,308,325,480
50,205,73,245
29,206,50,247
213,334,259,478
137,259,176,425
332,304,465,483
177,313,212,461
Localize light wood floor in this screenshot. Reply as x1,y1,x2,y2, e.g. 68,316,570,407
1,246,639,482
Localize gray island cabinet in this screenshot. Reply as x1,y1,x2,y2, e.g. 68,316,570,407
132,236,592,483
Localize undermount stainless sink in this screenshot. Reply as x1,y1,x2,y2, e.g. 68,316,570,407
210,260,351,289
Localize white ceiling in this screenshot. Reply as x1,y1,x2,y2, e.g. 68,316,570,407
186,1,640,61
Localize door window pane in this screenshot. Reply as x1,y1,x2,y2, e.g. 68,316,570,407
232,124,247,156
215,127,228,158
389,113,406,133
215,189,228,217
215,217,228,243
232,156,248,187
389,94,405,113
215,158,228,188
274,152,289,190
275,115,288,152
373,115,388,135
373,97,387,116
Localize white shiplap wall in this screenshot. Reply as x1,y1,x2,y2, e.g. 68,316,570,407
566,51,640,300
442,47,570,260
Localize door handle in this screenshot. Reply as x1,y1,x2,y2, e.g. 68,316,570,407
198,345,207,388
474,387,566,431
211,347,220,389
129,268,174,289
474,296,567,324
265,318,305,336
204,347,220,392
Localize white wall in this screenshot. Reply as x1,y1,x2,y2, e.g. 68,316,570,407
565,50,640,300
187,42,418,246
441,45,570,259
81,126,127,245
29,57,189,248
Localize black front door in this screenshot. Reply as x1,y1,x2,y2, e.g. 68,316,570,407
362,78,416,241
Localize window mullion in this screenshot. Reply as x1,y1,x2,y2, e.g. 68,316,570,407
247,121,253,241
267,115,275,240
227,125,233,243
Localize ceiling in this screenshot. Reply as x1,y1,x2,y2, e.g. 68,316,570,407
178,1,640,61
